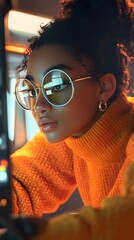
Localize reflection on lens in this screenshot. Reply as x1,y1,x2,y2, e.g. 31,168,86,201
15,70,75,109
15,79,37,110
42,70,73,106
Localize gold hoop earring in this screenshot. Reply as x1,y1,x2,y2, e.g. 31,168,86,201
98,100,107,112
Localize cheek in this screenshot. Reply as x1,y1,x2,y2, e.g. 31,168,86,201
73,83,99,114
60,84,99,126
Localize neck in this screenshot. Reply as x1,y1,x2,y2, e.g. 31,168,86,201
72,108,103,138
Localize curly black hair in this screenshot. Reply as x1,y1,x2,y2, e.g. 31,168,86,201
17,0,134,102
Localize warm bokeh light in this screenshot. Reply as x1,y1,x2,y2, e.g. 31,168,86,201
5,44,26,53
8,10,51,34
1,160,8,167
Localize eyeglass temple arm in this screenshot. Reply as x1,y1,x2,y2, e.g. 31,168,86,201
73,73,103,83
73,75,92,83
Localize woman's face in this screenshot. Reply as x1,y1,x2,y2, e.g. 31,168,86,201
26,44,102,143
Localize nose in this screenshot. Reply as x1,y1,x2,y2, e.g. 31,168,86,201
34,90,52,114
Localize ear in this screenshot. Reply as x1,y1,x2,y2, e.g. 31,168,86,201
98,73,116,102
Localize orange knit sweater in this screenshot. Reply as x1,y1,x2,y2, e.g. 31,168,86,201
11,94,134,216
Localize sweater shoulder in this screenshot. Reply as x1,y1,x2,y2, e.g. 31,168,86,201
11,131,74,169
126,132,134,160
12,131,71,155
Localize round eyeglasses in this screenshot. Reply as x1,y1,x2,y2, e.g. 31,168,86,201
14,69,95,110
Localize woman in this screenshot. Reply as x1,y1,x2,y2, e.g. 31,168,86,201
11,0,134,219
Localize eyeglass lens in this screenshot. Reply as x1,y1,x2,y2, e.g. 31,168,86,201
15,70,73,109
43,70,73,106
15,79,37,110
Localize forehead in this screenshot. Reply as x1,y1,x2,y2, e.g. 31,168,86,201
27,44,75,71
27,44,93,79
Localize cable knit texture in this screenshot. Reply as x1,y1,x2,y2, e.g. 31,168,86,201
11,94,134,216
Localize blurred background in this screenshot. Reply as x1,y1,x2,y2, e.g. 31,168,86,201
2,0,134,217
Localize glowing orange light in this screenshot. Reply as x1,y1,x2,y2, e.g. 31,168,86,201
1,160,8,167
0,199,7,207
5,44,26,54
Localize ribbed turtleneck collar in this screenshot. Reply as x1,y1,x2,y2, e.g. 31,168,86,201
65,94,134,165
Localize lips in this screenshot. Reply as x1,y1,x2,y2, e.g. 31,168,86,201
38,118,58,133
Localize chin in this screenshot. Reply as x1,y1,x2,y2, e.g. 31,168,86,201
42,132,67,144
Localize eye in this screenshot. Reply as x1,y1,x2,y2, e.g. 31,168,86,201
28,89,36,98
52,84,69,93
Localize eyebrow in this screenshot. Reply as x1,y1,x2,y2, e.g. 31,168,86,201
26,64,72,81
